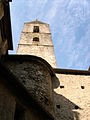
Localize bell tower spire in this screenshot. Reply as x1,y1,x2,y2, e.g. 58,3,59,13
16,20,57,67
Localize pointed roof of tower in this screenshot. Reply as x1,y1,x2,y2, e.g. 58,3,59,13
25,19,49,25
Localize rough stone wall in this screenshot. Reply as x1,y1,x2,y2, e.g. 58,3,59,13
0,75,52,120
16,22,57,68
18,32,53,45
53,73,90,120
22,23,50,33
6,60,55,117
0,77,16,120
17,45,56,68
25,108,52,120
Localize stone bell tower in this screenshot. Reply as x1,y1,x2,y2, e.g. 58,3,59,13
16,20,57,68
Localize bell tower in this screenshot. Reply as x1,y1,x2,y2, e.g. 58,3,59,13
16,20,57,68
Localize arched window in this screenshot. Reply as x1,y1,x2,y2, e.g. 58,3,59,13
33,37,39,42
33,26,39,33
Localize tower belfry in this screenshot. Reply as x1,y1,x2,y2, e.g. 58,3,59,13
17,20,57,67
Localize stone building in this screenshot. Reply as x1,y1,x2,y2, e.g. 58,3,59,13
0,16,90,120
0,0,13,58
0,7,55,119
16,20,90,120
0,1,55,119
0,55,55,120
16,20,57,68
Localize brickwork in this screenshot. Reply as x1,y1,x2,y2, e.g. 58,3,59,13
53,74,90,120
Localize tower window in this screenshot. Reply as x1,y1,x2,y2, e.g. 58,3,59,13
60,85,64,88
33,37,39,42
81,86,85,89
75,105,79,110
33,26,39,33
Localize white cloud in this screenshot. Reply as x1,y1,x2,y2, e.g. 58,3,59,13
52,0,90,69
10,0,90,70
45,1,59,22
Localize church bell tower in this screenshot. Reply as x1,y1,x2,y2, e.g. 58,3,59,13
17,20,57,68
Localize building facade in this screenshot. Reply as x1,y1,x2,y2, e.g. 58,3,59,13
16,20,57,68
0,0,13,58
0,18,90,120
16,20,90,120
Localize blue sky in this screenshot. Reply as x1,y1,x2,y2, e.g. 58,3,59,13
9,0,90,70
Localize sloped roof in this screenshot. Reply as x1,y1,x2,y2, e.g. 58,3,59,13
54,68,90,75
25,19,48,25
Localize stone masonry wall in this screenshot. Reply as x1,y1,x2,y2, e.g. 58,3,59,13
0,73,53,120
53,73,90,120
16,22,57,68
6,59,55,117
25,107,53,120
0,77,16,120
17,45,56,68
22,23,50,33
18,33,53,46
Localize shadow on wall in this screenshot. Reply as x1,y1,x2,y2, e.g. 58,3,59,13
52,76,81,120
